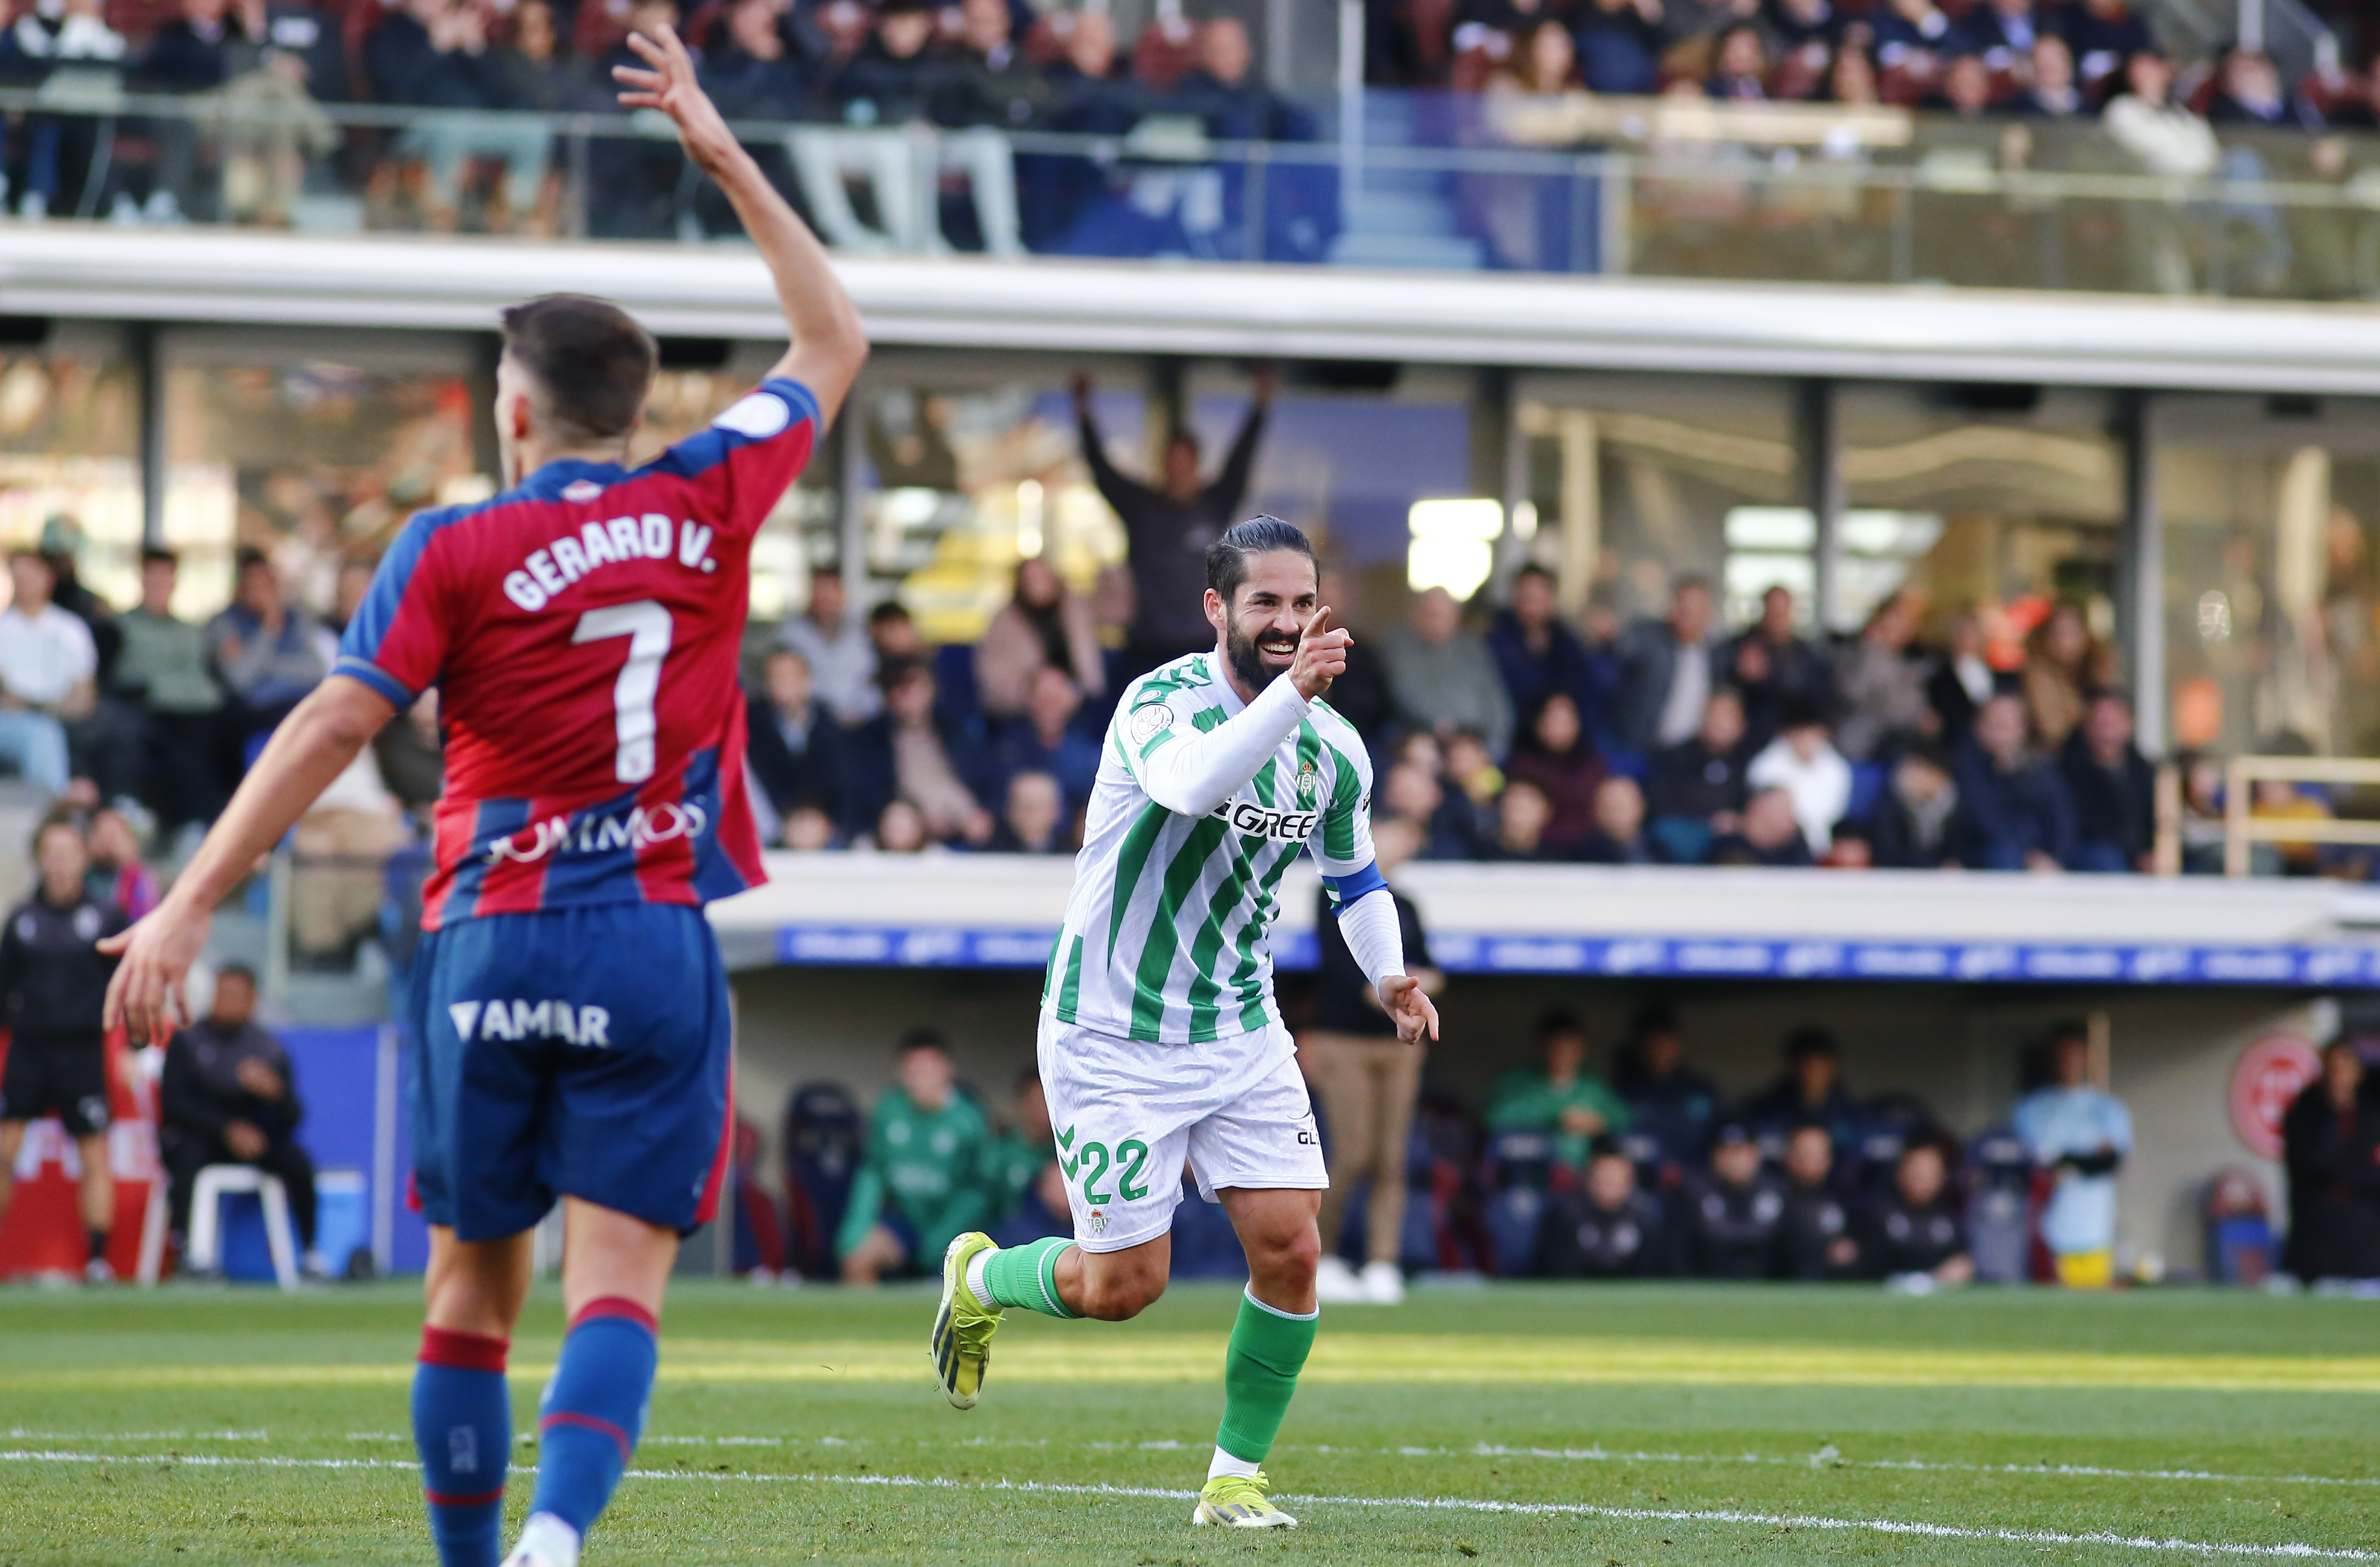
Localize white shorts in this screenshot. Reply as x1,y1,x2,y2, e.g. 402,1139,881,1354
1036,1013,1328,1254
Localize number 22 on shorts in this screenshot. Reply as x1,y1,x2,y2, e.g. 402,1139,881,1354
1059,1129,1152,1205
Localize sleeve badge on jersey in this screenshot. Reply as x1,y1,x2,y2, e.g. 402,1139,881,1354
1129,702,1174,746
713,391,792,439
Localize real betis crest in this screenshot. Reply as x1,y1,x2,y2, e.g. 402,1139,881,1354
1296,762,1320,804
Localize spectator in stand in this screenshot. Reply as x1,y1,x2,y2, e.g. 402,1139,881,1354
2022,601,2114,752
1611,1002,1721,1182
1382,588,1515,759
2013,1023,2133,1288
846,658,993,846
1614,576,1722,758
85,807,158,920
1488,1009,1634,1170
1648,687,1752,848
1728,586,1829,749
1487,563,1601,736
1074,368,1272,680
702,0,810,120
835,0,946,123
988,769,1068,853
1872,0,1953,75
1834,591,1932,761
2104,49,2219,293
1709,784,1814,865
369,0,552,231
0,815,124,1281
1576,775,1655,863
782,566,878,724
1381,752,1483,861
2281,1040,2380,1283
1742,1027,1867,1170
1306,815,1441,1305
985,1068,1066,1246
7,0,127,219
1706,24,1770,98
977,556,1105,722
935,0,1052,130
1955,0,2041,70
745,647,850,835
870,798,930,853
1443,730,1505,820
1575,0,1664,94
207,547,326,760
1866,1137,1972,1287
584,0,689,237
1175,14,1307,141
1777,1122,1873,1280
2208,45,2319,130
1956,691,2076,872
2062,689,2155,873
836,1030,993,1284
0,551,95,797
488,0,581,113
1482,777,1560,861
993,666,1102,811
133,0,258,221
1505,691,1603,852
1023,7,1139,248
1537,1137,1682,1279
1687,1122,1786,1279
1923,608,2001,744
158,963,325,1276
2014,34,2085,117
1934,48,1994,117
2065,0,2152,93
1314,567,1396,742
1746,701,1852,856
1868,744,1968,868
1826,39,1879,103
867,598,923,665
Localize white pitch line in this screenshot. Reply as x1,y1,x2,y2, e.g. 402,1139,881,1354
0,1448,2370,1560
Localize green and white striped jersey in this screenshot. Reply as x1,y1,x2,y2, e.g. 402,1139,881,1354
1042,652,1376,1046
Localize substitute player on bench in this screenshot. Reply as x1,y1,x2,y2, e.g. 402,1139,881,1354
102,26,866,1567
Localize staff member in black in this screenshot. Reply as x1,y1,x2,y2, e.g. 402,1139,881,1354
0,816,129,1282
1776,1122,1872,1281
1686,1122,1785,1278
159,962,320,1273
2281,1040,2380,1283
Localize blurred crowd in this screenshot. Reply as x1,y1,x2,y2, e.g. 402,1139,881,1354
1370,0,2364,134
0,0,1327,251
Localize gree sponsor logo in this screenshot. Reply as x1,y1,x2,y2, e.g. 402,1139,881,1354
483,801,709,864
1210,798,1318,843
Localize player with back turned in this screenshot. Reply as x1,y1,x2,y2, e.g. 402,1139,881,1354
100,28,866,1567
930,516,1442,1528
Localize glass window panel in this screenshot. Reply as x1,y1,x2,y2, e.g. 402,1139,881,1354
0,326,142,612
2155,395,2380,757
1838,383,2122,644
1517,374,1799,632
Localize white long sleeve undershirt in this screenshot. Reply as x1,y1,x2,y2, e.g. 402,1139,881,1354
1135,674,1313,818
1336,886,1406,989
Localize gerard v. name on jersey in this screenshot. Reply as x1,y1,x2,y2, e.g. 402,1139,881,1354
501,514,720,612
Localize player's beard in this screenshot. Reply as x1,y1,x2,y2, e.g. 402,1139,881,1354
1225,615,1294,695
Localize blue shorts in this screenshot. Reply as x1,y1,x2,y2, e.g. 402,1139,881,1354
407,903,733,1242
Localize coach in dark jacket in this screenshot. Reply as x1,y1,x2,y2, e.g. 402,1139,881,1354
2282,1041,2380,1282
159,964,318,1262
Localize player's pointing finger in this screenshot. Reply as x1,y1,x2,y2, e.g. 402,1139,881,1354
1303,606,1332,641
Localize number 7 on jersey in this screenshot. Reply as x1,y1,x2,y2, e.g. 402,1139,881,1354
573,599,674,784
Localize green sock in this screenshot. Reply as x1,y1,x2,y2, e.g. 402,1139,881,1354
1214,1288,1318,1465
977,1237,1079,1318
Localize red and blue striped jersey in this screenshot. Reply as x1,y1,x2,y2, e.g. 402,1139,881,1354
336,377,820,930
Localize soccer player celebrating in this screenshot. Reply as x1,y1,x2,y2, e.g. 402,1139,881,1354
100,28,866,1567
931,517,1440,1529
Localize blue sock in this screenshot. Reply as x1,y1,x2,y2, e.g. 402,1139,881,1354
412,1326,512,1567
529,1296,658,1538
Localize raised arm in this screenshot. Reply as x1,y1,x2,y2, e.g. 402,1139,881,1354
617,26,868,423
102,676,395,1042
1072,372,1154,513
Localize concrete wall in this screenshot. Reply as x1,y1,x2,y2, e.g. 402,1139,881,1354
730,967,2317,1277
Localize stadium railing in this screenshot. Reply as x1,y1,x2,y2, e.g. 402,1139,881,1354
2221,754,2380,877
14,85,2380,300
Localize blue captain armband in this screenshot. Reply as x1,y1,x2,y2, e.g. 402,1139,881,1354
1321,861,1387,914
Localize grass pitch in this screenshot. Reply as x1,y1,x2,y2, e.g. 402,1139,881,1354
1,1280,2374,1565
